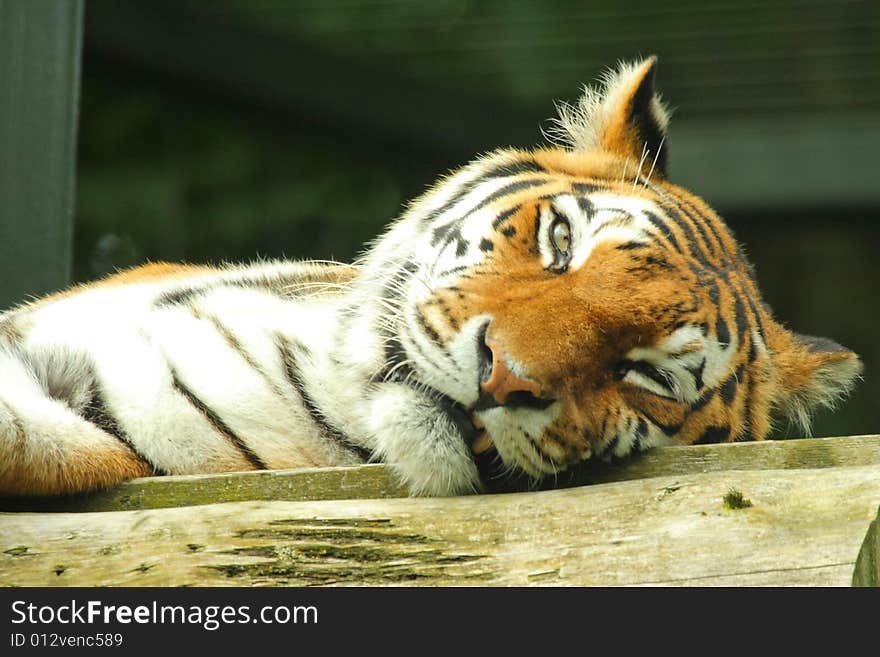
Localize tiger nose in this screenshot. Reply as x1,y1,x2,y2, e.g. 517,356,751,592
479,336,544,408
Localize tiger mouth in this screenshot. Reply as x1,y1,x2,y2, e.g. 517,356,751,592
380,342,493,455
428,389,491,453
392,369,563,485
444,398,493,455
394,374,494,456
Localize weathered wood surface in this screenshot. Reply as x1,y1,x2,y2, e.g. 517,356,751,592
2,464,879,587
0,464,407,513
2,434,879,513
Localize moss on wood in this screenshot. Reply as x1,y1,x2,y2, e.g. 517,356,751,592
722,489,753,510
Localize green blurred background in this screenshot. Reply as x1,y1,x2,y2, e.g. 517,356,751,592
7,0,880,438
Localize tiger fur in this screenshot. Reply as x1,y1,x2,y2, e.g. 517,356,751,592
0,57,862,497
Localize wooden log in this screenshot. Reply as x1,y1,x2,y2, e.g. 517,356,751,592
2,464,879,586
516,432,880,489
852,505,879,586
2,434,879,513
0,464,407,513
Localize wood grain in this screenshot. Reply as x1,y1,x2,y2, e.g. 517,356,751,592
3,464,879,586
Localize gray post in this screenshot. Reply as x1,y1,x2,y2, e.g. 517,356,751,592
0,0,83,310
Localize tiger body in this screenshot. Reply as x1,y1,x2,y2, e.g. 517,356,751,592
0,58,861,497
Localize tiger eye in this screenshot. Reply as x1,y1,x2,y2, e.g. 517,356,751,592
551,220,571,254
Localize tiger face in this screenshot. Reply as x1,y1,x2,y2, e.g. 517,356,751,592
377,57,861,483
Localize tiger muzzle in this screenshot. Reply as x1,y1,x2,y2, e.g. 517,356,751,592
475,334,553,411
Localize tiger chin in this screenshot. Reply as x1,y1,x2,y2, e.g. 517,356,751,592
0,57,862,498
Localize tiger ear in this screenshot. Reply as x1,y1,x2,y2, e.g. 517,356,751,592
553,56,670,178
769,329,862,433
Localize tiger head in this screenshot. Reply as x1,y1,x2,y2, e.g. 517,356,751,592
367,57,862,484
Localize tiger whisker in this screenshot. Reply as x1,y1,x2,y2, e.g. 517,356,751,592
630,141,649,196
642,135,666,191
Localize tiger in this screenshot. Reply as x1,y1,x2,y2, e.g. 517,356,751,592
0,57,862,498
